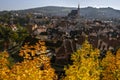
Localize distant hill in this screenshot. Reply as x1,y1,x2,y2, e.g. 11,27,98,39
17,6,74,16
80,7,120,19
1,6,120,19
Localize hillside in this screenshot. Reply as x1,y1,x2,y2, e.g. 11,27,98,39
1,6,120,19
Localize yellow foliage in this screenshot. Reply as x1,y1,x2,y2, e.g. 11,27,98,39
116,48,120,80
19,41,47,60
0,41,57,80
101,51,117,80
101,49,120,80
64,40,101,80
0,51,10,79
6,58,57,80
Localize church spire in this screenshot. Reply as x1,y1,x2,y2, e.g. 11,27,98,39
78,4,80,10
77,3,80,18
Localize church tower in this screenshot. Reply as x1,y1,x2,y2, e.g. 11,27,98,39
77,4,80,18
67,3,80,20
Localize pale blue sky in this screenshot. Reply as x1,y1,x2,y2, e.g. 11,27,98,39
0,0,120,11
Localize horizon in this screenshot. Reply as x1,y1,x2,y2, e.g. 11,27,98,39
0,6,119,12
0,0,120,11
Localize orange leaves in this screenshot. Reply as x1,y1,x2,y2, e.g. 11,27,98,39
0,41,57,80
1,39,119,80
101,51,117,80
0,51,10,79
116,49,120,67
101,49,120,80
8,59,43,80
115,49,120,79
19,41,47,60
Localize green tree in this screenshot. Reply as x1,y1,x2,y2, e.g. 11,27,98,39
12,25,29,45
0,12,11,23
0,25,29,52
0,25,12,50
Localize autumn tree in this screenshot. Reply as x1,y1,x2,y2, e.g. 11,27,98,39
64,40,101,80
100,48,120,80
101,51,117,80
0,25,12,50
0,41,57,80
115,48,120,79
0,51,10,79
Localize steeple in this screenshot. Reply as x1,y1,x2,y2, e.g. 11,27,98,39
77,4,80,18
78,4,80,10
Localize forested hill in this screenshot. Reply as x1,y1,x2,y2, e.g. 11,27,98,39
1,6,120,19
